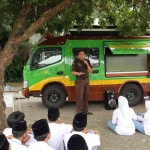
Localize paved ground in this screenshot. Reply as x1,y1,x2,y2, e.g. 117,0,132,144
5,96,150,150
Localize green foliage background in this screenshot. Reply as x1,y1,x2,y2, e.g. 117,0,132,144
4,41,35,82
4,55,24,82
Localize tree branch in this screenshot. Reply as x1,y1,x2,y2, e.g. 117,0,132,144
18,0,75,43
136,0,150,14
141,1,150,14
10,4,33,39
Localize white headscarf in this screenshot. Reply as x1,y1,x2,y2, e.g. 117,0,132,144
145,100,150,112
118,96,130,118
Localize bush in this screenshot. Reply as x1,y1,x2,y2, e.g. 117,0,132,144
4,55,24,83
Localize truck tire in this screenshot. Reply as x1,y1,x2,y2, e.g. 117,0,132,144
42,85,66,108
120,84,143,106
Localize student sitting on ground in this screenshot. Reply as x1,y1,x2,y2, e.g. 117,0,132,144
3,111,25,136
47,107,73,150
3,111,36,147
64,112,100,150
107,96,137,135
67,134,88,150
29,119,55,150
133,100,150,135
9,121,28,150
0,134,11,150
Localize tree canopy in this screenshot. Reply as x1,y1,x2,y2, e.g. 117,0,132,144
0,0,150,38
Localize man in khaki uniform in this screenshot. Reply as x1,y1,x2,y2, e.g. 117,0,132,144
72,50,93,115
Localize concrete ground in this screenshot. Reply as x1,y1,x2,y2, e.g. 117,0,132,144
5,96,150,150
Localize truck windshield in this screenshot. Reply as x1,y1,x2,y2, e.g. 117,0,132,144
30,47,62,70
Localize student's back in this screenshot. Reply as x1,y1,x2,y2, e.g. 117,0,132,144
29,119,55,150
107,96,137,135
112,107,137,135
64,112,100,150
48,123,72,150
3,111,25,136
47,107,73,150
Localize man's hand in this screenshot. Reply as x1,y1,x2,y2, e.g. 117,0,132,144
78,72,85,76
7,135,13,139
94,130,100,135
22,134,30,145
84,60,89,66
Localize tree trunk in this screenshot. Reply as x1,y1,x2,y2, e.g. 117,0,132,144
0,39,20,132
0,66,7,133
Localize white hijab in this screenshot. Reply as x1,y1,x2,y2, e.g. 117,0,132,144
145,100,150,112
118,96,130,118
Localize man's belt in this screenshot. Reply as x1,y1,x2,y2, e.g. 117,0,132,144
76,77,88,80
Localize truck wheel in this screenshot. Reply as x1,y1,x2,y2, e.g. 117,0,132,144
42,85,66,108
120,84,143,106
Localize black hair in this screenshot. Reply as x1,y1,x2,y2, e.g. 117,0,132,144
34,132,49,141
73,126,85,132
48,116,60,122
48,114,60,122
78,50,86,54
12,130,26,139
7,111,25,128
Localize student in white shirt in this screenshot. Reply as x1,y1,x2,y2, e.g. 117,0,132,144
3,111,36,147
47,107,73,150
107,96,137,135
29,119,55,150
3,111,25,137
64,112,100,150
9,120,28,150
0,134,12,150
133,100,150,135
67,134,88,150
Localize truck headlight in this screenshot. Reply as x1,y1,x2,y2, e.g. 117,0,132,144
23,80,28,88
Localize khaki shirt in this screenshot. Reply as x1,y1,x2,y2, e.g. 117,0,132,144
72,59,92,79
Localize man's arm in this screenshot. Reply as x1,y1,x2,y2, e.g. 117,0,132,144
71,61,85,76
72,71,85,76
84,60,93,73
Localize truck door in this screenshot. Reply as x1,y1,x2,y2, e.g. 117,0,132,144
28,46,65,93
65,40,103,101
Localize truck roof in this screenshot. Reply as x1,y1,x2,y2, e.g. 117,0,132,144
37,35,150,46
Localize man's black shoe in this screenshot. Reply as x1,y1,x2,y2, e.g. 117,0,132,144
86,111,93,115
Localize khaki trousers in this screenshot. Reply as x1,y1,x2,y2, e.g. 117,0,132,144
75,78,89,113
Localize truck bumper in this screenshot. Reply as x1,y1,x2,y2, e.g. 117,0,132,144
22,88,30,98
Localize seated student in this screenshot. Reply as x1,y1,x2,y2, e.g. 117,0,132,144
67,134,88,150
64,112,100,150
47,107,73,150
3,111,25,136
29,119,55,150
0,134,11,150
107,96,137,135
9,120,28,150
3,111,36,147
133,100,150,135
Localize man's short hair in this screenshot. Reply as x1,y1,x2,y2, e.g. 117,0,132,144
7,111,25,128
78,50,86,54
34,132,49,141
12,130,26,139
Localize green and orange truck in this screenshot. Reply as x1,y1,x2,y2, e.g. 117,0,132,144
22,29,150,108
